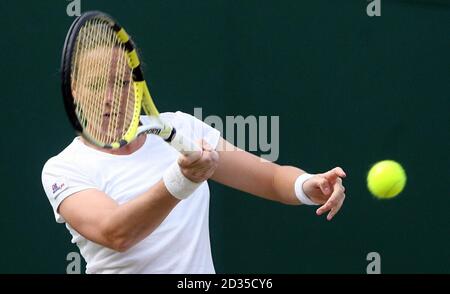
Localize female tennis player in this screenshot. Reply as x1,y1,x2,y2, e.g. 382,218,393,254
41,12,346,274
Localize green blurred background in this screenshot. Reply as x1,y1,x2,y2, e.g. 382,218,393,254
0,0,448,273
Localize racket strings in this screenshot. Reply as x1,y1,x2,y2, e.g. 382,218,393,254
87,19,106,143
72,18,135,145
109,40,126,141
73,19,108,142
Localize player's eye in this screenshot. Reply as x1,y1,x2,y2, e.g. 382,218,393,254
115,80,130,88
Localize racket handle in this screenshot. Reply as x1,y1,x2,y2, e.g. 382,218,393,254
168,128,202,156
137,116,202,155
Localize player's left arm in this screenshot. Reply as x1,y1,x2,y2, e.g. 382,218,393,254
211,137,347,220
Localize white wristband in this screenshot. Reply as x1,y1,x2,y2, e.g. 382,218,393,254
294,173,319,206
163,162,202,200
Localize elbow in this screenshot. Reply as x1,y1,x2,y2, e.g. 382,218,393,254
110,239,133,253
100,221,134,253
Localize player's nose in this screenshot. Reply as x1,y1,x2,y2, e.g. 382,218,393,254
104,87,114,105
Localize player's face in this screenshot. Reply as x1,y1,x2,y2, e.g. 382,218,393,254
73,46,134,143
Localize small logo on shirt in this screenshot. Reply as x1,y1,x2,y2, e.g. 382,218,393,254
52,182,65,194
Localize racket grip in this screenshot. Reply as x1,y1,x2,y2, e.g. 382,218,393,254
168,128,202,155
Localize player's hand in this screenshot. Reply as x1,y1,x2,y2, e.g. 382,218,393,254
302,167,347,221
178,140,219,183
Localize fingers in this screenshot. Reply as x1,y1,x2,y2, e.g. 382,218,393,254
316,178,346,221
178,150,202,167
318,177,331,196
322,167,347,183
177,139,219,182
202,140,213,152
326,194,345,221
178,140,211,167
316,197,335,216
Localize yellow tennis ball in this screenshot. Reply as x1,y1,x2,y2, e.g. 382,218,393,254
367,160,407,199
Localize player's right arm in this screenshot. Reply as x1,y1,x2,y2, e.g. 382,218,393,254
57,142,219,253
59,181,178,252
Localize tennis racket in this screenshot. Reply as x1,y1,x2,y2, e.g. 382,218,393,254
61,11,199,154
